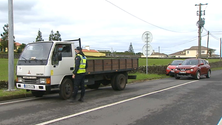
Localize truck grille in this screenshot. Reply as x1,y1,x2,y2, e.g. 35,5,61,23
23,79,40,84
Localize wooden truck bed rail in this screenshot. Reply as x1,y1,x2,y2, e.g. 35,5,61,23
86,58,138,74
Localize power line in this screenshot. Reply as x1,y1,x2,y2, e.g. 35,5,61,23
203,27,220,40
105,0,196,33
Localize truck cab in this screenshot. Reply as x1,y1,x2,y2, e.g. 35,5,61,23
16,40,76,99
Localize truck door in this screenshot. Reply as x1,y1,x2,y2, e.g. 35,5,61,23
50,44,74,85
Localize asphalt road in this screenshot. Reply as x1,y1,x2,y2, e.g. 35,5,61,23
1,70,222,125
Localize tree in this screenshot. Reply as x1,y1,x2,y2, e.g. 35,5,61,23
128,42,134,53
208,49,215,57
0,24,16,52
36,30,44,42
17,43,26,53
0,24,9,52
53,31,62,41
49,30,54,41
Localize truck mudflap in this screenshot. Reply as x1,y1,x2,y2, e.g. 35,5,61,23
16,83,46,91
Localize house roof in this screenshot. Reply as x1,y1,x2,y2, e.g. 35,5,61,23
169,46,215,55
169,50,186,55
82,49,99,53
151,52,167,56
185,46,215,50
15,42,21,46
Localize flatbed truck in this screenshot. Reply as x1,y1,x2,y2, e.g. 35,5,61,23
16,38,138,99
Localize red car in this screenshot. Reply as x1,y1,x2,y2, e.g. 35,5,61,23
166,60,183,76
174,58,211,80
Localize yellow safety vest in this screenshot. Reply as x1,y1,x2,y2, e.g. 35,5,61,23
76,54,87,74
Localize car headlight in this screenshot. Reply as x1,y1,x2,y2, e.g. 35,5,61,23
190,69,193,72
167,67,170,70
174,69,177,71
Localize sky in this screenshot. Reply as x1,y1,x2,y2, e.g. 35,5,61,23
0,0,222,55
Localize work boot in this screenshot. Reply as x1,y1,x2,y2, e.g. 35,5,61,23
78,98,84,102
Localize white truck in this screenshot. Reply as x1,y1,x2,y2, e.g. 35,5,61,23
16,38,138,99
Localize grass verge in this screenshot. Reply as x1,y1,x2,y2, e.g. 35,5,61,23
0,89,32,101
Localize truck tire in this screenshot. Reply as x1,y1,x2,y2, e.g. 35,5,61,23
111,74,118,90
59,78,73,100
115,74,127,90
87,82,100,89
31,90,44,97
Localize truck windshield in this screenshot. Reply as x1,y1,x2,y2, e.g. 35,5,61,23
17,42,53,65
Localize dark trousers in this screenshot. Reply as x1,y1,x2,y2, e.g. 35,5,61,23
72,74,85,100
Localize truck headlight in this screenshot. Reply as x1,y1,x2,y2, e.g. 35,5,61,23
17,77,23,82
40,78,51,84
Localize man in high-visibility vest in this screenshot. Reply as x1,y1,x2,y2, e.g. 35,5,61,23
70,47,87,103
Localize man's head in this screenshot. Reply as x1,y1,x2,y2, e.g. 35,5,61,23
58,45,63,51
75,47,81,53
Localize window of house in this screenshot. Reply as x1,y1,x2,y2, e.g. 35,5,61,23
201,50,205,53
187,51,189,54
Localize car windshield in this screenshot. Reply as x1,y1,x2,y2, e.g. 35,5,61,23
171,60,183,65
181,59,199,65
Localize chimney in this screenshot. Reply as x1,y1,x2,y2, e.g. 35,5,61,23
85,45,90,50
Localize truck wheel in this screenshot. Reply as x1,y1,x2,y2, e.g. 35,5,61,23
59,78,73,100
194,71,200,80
175,74,180,79
87,82,100,89
115,74,126,90
206,70,211,78
111,74,118,90
31,90,44,97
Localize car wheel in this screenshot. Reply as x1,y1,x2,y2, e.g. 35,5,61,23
194,71,200,80
175,74,180,79
206,70,211,78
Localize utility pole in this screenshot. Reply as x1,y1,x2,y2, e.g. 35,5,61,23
195,3,208,58
206,31,209,59
8,0,14,91
220,38,221,61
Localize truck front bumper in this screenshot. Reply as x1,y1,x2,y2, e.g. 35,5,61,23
16,83,46,91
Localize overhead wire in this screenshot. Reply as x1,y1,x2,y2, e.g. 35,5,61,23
203,27,220,40
105,0,196,33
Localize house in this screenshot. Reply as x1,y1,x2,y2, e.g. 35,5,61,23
149,51,168,58
141,51,168,58
0,38,21,52
169,46,218,58
82,45,106,57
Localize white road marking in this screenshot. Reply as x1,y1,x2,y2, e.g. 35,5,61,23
36,80,197,125
217,117,222,125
